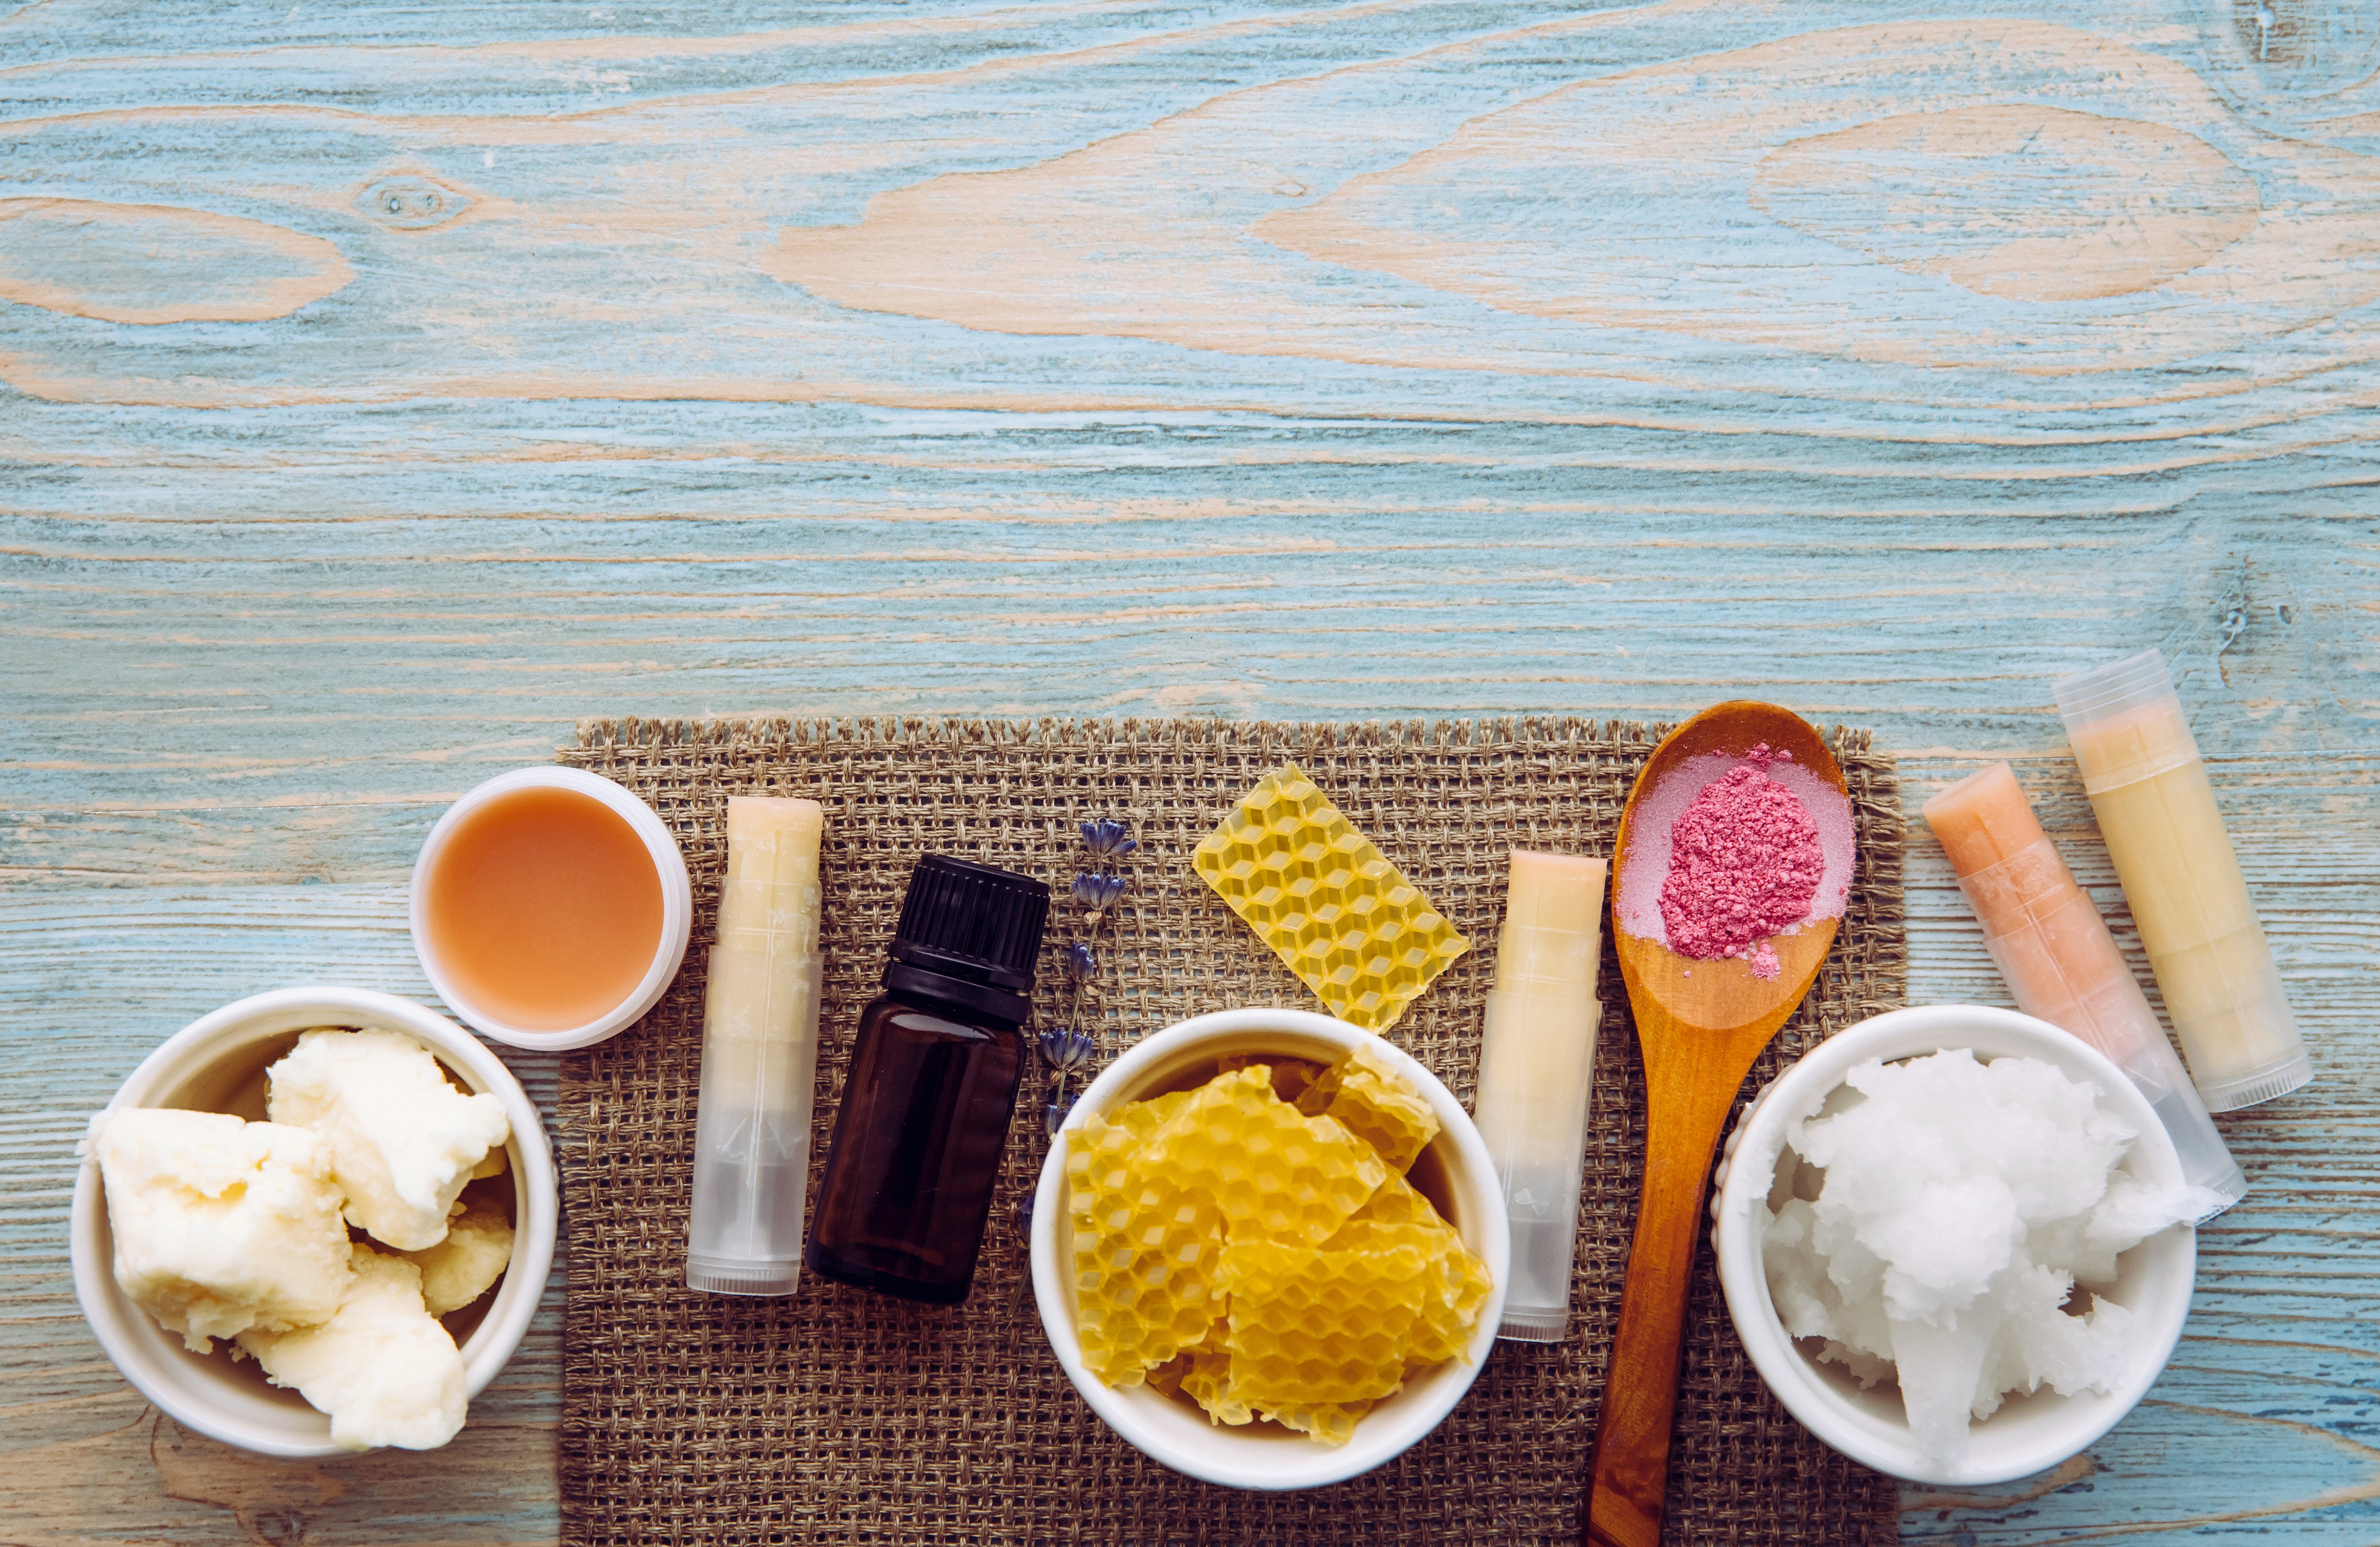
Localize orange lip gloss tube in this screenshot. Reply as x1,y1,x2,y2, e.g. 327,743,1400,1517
1925,762,2244,1212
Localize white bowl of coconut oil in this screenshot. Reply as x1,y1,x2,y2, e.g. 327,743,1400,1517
1711,1003,2201,1487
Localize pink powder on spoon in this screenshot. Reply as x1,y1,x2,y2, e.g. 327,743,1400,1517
1659,758,1821,963
1617,741,1853,981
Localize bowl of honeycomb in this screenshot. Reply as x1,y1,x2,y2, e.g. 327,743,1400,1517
1030,1006,1509,1489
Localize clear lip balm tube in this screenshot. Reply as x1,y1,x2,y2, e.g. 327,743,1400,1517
2055,650,2311,1112
1472,848,1605,1342
686,796,826,1295
1923,762,2245,1214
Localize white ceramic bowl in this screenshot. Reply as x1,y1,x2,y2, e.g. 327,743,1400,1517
70,986,559,1459
1031,1007,1510,1491
1709,1003,2197,1487
409,764,692,1051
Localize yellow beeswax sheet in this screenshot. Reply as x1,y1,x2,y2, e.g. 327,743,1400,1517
1138,1066,1387,1247
1065,1090,1220,1386
1297,1036,1442,1173
1191,764,1470,1031
1065,1047,1493,1446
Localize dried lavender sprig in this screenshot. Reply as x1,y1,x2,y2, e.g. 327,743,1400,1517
1031,820,1135,1182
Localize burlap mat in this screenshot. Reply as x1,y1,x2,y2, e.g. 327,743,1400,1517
555,717,1905,1546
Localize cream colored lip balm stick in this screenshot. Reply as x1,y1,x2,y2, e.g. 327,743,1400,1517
2055,650,2310,1112
686,796,826,1295
1924,762,2245,1211
1473,848,1605,1342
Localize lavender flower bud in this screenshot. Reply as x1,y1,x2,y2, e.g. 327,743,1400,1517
1080,819,1138,858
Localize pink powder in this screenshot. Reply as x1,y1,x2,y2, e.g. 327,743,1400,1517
1616,740,1857,978
1659,760,1822,961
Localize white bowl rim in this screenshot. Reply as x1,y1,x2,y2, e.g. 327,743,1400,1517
1712,1002,2196,1488
408,764,693,1051
70,985,560,1459
1030,1005,1511,1491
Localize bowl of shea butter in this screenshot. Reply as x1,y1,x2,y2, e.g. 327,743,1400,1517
1031,1007,1508,1491
1711,1004,2209,1487
70,986,556,1459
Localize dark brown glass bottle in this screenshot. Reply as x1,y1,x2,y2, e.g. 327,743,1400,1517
805,855,1050,1305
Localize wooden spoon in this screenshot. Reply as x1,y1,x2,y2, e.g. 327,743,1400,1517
1581,702,1847,1547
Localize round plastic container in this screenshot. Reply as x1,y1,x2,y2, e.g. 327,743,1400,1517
1031,1007,1510,1491
409,765,692,1051
1709,1004,2197,1486
71,986,558,1459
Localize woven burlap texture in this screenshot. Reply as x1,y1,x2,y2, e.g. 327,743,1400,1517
557,716,1905,1547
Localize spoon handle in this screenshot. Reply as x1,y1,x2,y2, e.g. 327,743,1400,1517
1580,1054,1740,1547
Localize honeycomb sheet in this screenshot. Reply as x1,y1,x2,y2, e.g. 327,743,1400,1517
1191,764,1470,1031
1296,1036,1442,1172
1066,1090,1220,1385
1138,1066,1387,1247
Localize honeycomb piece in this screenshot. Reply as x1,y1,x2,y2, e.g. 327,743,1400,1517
1297,1038,1442,1172
1326,1188,1494,1365
1217,1053,1325,1106
1066,1090,1223,1385
1320,1216,1440,1253
1414,1241,1495,1365
1178,1322,1252,1426
1088,1088,1193,1146
1143,1350,1194,1401
1219,1238,1431,1404
1343,1167,1435,1229
1330,1219,1494,1365
1140,1067,1386,1247
1192,764,1470,1031
1256,1398,1372,1447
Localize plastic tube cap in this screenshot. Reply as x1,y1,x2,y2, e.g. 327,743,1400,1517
2053,648,2178,724
687,1256,804,1296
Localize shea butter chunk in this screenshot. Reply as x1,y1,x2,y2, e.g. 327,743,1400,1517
268,1028,509,1251
399,1199,515,1315
238,1245,468,1451
84,1108,351,1353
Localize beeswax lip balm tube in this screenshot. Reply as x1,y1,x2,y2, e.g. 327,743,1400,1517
1924,762,2245,1211
686,796,826,1295
1472,849,1604,1342
2055,649,2311,1112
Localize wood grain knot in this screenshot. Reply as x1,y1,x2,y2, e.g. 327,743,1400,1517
355,175,473,232
0,198,353,324
1748,106,2261,301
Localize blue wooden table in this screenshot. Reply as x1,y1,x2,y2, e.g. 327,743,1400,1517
5,0,2376,1539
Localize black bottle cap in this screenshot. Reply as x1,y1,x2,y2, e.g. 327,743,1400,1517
882,854,1051,1026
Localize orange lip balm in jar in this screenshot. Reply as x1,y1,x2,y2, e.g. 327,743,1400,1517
410,768,693,1050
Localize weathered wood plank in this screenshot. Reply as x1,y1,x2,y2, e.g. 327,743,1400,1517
3,0,2376,416
4,456,2369,882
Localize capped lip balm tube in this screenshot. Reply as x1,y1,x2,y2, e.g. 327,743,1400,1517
686,796,826,1295
1923,761,2245,1214
2054,650,2311,1113
1471,848,1605,1342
